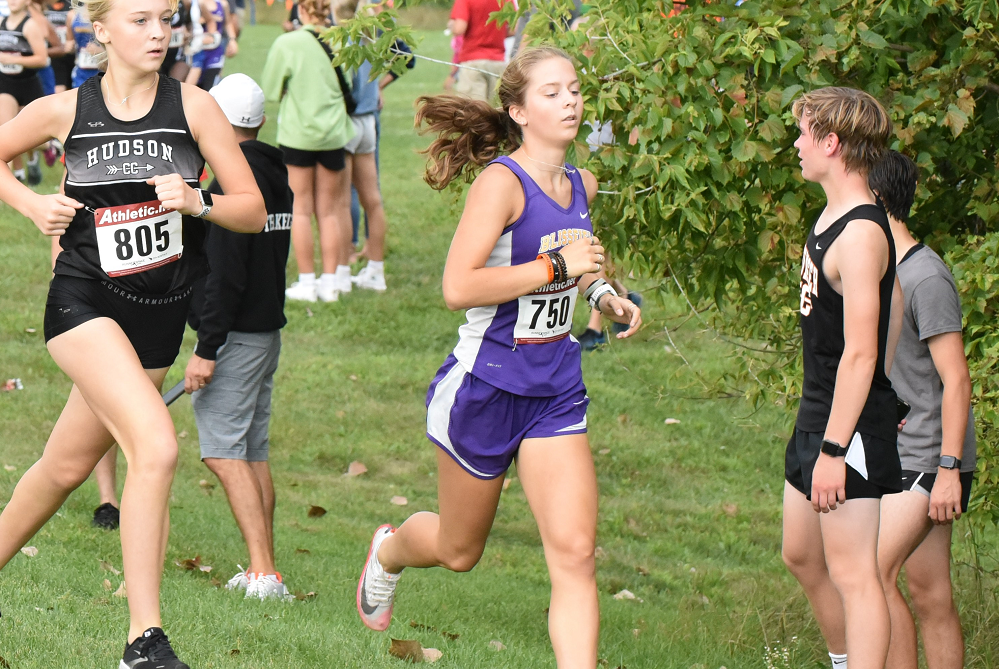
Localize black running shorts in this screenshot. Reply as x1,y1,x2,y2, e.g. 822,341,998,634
900,470,975,513
0,73,43,107
44,274,193,370
785,428,903,500
280,145,346,172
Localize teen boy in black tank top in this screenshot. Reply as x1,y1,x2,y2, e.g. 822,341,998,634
781,87,902,669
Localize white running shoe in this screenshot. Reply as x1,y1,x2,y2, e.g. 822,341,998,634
317,282,339,302
335,270,353,294
245,572,294,601
225,565,249,591
352,266,387,292
357,524,400,631
285,281,317,302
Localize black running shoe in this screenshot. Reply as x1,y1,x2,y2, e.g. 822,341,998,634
577,327,607,351
93,502,120,530
121,628,189,669
26,160,42,187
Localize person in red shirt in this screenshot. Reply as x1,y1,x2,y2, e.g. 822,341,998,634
449,0,509,101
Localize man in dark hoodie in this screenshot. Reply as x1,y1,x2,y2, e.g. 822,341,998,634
184,73,295,601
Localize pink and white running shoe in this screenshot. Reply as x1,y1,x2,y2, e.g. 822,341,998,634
356,524,401,631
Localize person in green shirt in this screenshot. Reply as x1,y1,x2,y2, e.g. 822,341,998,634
262,0,355,303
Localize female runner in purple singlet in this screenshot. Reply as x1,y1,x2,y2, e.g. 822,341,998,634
356,46,641,668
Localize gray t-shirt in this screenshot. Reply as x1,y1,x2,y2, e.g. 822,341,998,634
890,245,977,472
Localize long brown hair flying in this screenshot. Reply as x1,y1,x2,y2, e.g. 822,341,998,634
415,46,573,191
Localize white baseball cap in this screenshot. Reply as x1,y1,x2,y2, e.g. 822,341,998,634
210,73,265,129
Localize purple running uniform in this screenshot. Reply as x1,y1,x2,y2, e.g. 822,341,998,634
427,156,593,479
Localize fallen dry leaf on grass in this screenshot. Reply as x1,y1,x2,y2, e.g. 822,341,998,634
349,374,358,382
307,505,327,518
0,654,10,668
99,559,121,575
177,430,188,439
20,546,38,557
389,638,425,663
390,496,408,506
229,649,240,656
613,589,644,602
488,640,506,651
295,548,311,555
594,546,606,559
664,418,681,425
293,591,317,601
617,413,630,424
175,556,212,573
346,461,368,477
409,621,459,641
113,581,127,598
422,648,442,663
3,465,14,472
199,479,215,495
103,579,112,591
598,448,611,455
635,565,649,576
723,503,739,517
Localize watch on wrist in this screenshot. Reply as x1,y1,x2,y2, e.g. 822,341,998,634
938,455,962,470
820,439,847,458
194,188,214,219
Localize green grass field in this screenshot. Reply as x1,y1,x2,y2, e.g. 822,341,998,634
1,18,997,669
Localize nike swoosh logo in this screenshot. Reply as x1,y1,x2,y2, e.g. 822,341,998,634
815,243,822,249
580,212,589,219
360,579,378,615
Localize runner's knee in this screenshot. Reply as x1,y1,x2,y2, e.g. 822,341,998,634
128,436,179,477
544,531,595,579
907,572,954,618
438,543,485,573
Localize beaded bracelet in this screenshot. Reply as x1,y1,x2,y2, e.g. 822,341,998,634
549,251,568,283
537,253,555,284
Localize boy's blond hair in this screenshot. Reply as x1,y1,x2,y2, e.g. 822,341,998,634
792,87,892,176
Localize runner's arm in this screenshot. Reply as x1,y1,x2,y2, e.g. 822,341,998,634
179,84,265,233
2,17,53,68
441,164,603,310
0,93,82,233
823,219,889,447
927,330,972,521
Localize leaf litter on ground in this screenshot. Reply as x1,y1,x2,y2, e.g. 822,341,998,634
307,505,327,518
99,559,121,575
346,461,368,476
409,621,459,641
390,496,408,506
20,546,38,557
175,555,212,573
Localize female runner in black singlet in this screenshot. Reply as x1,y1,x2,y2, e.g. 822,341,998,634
0,0,264,667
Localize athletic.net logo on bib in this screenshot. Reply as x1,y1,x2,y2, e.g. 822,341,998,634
94,200,183,277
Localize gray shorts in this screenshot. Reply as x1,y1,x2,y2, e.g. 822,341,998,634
193,330,281,462
344,113,377,155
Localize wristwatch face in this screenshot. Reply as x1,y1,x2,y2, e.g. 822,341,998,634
939,456,961,469
200,189,214,207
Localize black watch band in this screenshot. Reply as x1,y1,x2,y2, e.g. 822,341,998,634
820,439,847,457
938,455,962,470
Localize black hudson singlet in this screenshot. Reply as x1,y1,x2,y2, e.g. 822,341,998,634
795,203,898,442
0,15,37,79
55,74,208,295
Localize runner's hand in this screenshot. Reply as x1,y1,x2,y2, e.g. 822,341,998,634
599,295,642,338
928,468,962,524
29,193,82,236
225,40,239,58
184,353,215,394
560,236,605,278
147,174,200,216
810,453,846,513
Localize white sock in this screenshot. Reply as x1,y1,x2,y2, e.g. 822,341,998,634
297,272,315,285
829,652,847,669
319,272,336,287
13,169,25,180
367,260,384,275
336,265,351,279
27,152,38,166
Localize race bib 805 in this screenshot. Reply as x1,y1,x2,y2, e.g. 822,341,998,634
94,200,183,277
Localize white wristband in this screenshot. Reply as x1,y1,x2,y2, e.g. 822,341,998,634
587,283,617,310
